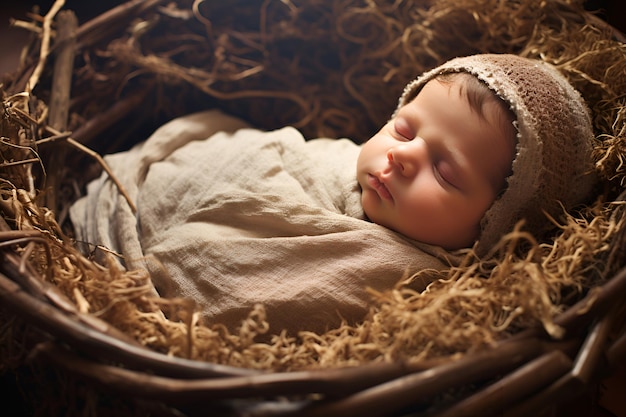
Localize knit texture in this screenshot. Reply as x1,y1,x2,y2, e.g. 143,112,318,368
395,54,597,254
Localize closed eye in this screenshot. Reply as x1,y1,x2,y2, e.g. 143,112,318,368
434,160,460,190
393,117,414,141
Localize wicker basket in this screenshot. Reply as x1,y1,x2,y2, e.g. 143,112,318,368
1,0,625,416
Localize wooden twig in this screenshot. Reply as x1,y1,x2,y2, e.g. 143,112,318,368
46,9,78,213
0,231,52,281
0,234,53,296
35,131,72,145
9,18,43,35
68,136,137,213
0,268,254,378
502,310,621,417
26,337,549,414
70,88,149,147
0,158,41,168
49,10,77,131
0,261,144,349
431,351,573,417
45,126,137,214
293,340,546,417
607,328,626,368
26,0,66,94
75,0,166,50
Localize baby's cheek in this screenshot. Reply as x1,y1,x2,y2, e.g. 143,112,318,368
360,191,376,221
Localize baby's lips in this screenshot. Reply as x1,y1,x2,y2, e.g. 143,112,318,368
368,173,393,201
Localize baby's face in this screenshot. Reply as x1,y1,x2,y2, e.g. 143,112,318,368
356,78,515,250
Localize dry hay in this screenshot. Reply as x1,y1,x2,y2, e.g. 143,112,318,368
1,0,625,374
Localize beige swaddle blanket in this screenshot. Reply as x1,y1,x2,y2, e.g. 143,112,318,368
70,110,452,334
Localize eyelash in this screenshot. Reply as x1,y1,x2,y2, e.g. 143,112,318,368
394,118,414,141
433,162,448,186
434,160,457,189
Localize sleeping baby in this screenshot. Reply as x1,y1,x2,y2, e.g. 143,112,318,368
70,54,596,334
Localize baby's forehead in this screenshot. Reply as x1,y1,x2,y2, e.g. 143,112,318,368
431,72,518,147
406,74,515,127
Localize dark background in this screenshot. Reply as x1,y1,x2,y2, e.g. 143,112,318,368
1,0,625,76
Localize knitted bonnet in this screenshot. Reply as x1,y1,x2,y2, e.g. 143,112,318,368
395,54,597,254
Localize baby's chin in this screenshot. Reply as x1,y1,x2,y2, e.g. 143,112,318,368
384,221,479,251
360,193,478,249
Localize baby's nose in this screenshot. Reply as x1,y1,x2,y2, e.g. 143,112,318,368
387,143,419,177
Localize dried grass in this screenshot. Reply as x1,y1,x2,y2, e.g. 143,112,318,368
1,0,625,373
